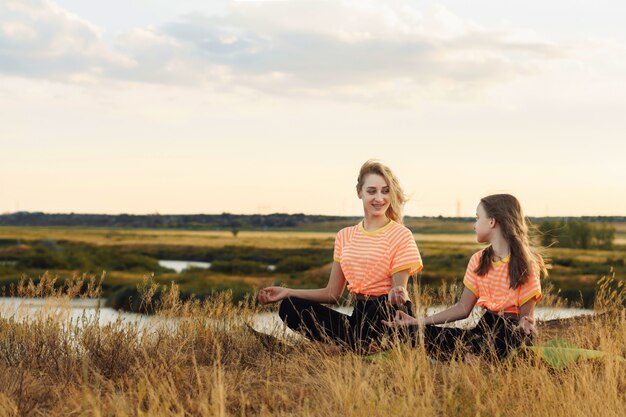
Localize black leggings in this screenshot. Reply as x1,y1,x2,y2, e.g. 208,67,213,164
423,311,533,361
278,296,413,353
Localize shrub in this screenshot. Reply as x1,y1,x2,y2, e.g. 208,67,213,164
211,260,267,274
539,220,615,250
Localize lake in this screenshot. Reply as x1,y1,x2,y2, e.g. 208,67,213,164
0,297,594,336
158,259,212,273
158,259,277,273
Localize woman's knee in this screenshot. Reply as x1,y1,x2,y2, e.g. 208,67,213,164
278,296,306,322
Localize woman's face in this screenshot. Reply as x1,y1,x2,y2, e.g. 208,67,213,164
358,174,390,218
474,203,494,243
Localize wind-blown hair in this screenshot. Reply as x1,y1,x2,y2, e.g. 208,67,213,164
475,194,548,289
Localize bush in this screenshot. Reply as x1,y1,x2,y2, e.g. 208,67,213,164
275,255,326,273
539,220,615,250
20,245,69,269
106,282,255,313
17,242,163,273
211,260,267,274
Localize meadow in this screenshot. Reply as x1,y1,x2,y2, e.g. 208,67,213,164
0,222,624,311
0,223,625,416
0,273,623,416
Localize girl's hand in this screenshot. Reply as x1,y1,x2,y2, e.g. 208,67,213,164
513,316,537,336
258,287,289,305
382,310,421,328
388,286,409,306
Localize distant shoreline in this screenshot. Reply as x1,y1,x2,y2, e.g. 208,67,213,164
1,212,625,230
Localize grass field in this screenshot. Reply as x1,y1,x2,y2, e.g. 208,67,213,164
0,226,480,249
0,275,624,416
0,225,624,311
0,225,625,415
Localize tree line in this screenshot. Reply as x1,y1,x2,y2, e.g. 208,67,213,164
0,212,354,229
1,212,624,231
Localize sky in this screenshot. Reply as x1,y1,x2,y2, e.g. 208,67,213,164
1,0,625,217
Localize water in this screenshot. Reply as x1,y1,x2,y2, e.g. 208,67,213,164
158,260,276,273
0,297,150,327
158,259,211,273
0,297,594,336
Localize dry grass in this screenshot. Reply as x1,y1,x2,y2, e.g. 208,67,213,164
0,227,337,249
0,226,478,249
0,274,624,417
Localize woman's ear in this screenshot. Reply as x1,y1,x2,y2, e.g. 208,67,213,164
489,217,497,229
356,186,362,200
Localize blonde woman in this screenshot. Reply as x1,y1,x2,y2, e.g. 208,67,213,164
259,160,423,353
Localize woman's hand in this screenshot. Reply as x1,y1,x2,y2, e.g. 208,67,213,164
388,285,409,306
513,316,537,336
382,309,421,328
258,287,290,305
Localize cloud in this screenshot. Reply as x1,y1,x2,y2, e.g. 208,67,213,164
0,0,133,79
0,0,569,101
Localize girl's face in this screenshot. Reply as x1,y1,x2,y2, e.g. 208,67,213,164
358,174,390,218
474,203,495,243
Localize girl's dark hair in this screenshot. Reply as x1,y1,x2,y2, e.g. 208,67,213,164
475,194,548,289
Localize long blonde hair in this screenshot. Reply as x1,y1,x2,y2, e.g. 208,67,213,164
356,160,407,224
475,194,548,289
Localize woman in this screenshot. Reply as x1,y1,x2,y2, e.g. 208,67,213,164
259,160,423,353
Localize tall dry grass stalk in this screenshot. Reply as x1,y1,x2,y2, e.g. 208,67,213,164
0,272,624,416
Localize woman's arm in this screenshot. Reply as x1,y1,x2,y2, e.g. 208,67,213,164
423,288,478,325
259,261,347,305
388,269,411,305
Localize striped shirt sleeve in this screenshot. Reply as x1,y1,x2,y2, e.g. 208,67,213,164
463,252,481,297
333,230,344,262
518,270,542,305
390,228,423,275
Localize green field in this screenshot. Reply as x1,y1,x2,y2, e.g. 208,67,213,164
0,224,624,311
0,225,625,416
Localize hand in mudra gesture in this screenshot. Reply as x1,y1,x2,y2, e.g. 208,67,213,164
387,286,409,306
382,309,421,328
258,287,289,305
513,316,537,336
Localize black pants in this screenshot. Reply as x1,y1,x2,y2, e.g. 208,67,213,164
423,311,532,361
278,296,413,353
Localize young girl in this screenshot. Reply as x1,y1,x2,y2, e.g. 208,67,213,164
384,194,548,360
259,160,423,353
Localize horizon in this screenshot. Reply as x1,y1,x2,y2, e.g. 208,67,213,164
2,210,625,220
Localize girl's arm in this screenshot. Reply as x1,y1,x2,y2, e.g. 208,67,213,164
423,288,478,325
514,298,537,336
383,287,478,327
259,261,347,305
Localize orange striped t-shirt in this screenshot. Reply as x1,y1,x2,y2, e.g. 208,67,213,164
463,250,542,315
333,220,423,296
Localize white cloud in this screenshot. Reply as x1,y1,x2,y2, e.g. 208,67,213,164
0,0,131,78
0,0,579,102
